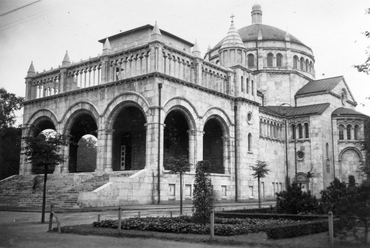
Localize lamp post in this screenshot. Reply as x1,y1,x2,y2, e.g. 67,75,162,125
280,103,297,188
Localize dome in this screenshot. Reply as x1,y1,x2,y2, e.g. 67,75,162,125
220,21,245,49
252,4,261,11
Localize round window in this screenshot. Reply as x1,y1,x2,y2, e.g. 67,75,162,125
297,150,305,160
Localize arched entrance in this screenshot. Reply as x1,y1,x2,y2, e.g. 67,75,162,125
203,118,224,174
112,106,146,171
68,113,98,172
76,134,97,172
164,110,189,169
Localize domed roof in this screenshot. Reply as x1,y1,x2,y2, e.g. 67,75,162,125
220,21,245,49
212,5,309,51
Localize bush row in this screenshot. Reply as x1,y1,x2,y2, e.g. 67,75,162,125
216,212,326,221
265,220,328,239
93,216,321,238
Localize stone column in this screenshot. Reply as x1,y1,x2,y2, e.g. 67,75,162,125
95,128,107,173
19,125,30,175
194,130,204,167
104,129,115,172
187,130,197,171
222,136,230,174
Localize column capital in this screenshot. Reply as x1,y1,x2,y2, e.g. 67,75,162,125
187,129,197,136
105,128,115,134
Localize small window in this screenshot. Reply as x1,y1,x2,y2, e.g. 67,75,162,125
341,89,347,106
354,125,359,140
276,53,283,67
293,56,298,69
246,78,249,93
347,125,351,140
300,57,304,70
267,53,274,67
339,125,344,140
291,124,296,139
305,59,309,72
247,112,253,124
248,133,252,152
304,123,309,138
251,80,254,95
248,54,255,68
241,76,244,92
326,143,329,159
298,124,303,139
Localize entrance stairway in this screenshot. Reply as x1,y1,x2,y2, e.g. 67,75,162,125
0,173,110,208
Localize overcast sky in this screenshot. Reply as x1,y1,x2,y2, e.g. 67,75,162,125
0,0,369,120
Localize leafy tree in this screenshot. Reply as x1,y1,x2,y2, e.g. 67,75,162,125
24,131,68,223
275,183,319,214
0,88,24,179
361,118,370,178
354,8,370,74
0,88,24,129
320,177,370,244
192,160,214,225
250,160,270,208
165,155,190,215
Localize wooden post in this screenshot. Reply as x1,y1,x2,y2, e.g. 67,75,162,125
48,205,54,231
98,214,100,222
328,211,334,246
210,209,215,240
138,212,141,218
118,207,121,234
170,211,172,218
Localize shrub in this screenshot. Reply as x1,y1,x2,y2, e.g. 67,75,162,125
192,161,214,225
275,183,319,214
266,220,328,239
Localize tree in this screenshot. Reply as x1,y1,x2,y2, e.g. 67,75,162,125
361,118,370,178
192,160,214,225
0,88,24,179
320,177,370,244
0,88,24,129
24,131,68,223
275,183,319,214
354,8,370,74
165,155,190,215
250,160,270,208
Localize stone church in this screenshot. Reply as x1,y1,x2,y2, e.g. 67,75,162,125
19,4,368,206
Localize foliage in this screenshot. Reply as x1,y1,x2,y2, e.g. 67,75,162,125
275,183,320,214
320,177,370,244
353,8,370,74
165,155,190,174
250,160,270,208
265,220,328,239
24,132,68,172
93,216,314,237
192,160,214,225
361,118,370,178
0,88,24,129
0,127,21,179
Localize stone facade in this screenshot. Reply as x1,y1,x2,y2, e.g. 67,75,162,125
20,5,368,206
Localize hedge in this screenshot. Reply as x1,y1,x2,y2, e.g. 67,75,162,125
265,220,328,239
216,212,326,221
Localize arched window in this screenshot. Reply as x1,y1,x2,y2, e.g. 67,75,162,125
248,54,255,68
293,56,298,69
339,125,344,140
246,78,249,93
304,123,309,138
300,57,304,70
291,124,296,139
259,120,262,135
305,59,309,72
347,125,352,140
310,61,313,73
276,53,283,68
267,53,274,67
341,89,347,106
354,125,359,140
298,124,303,139
241,76,244,92
251,80,254,95
326,143,329,159
248,133,252,152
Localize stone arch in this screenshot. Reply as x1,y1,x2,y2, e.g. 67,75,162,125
61,101,99,132
104,92,150,129
339,147,363,162
201,107,232,134
162,97,198,130
25,109,58,136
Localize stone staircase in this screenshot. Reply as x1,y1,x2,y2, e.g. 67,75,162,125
0,173,110,209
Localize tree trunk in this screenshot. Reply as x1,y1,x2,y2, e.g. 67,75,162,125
258,177,261,208
41,164,48,223
180,172,183,215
